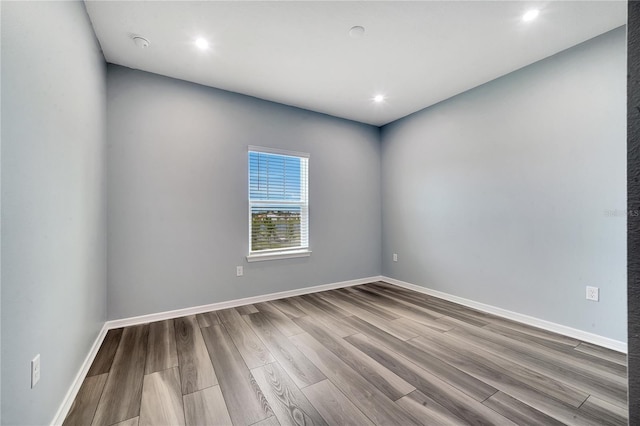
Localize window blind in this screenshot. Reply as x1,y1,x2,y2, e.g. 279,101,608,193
249,149,309,253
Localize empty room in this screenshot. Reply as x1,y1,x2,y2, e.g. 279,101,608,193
2,1,636,425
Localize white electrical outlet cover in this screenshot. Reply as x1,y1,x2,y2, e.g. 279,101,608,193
31,354,41,388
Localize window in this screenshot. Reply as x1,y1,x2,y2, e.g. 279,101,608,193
247,146,310,261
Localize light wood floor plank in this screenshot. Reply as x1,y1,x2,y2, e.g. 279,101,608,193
574,342,627,366
300,293,352,319
290,332,422,426
442,318,628,408
63,373,108,426
139,367,185,426
293,315,415,400
485,322,627,379
319,293,418,340
269,298,307,319
287,295,358,337
395,390,467,426
372,281,500,321
579,396,629,426
346,333,513,425
363,285,449,321
483,391,565,426
360,285,447,318
368,282,488,326
222,316,275,369
342,315,497,402
237,304,259,315
145,320,178,374
351,287,447,329
407,336,604,425
486,316,581,348
183,385,233,426
412,334,589,408
217,307,244,323
251,362,328,426
411,329,590,408
246,312,326,388
302,380,374,426
332,288,399,321
392,316,453,334
174,315,218,394
201,324,274,425
196,311,220,328
112,417,139,426
87,328,123,376
484,323,627,380
92,324,149,426
251,416,281,426
254,302,305,337
441,314,627,394
369,283,490,326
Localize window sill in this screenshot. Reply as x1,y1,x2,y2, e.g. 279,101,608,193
246,250,312,263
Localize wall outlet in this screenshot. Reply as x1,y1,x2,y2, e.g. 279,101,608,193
236,266,243,277
393,253,398,262
586,286,599,302
31,354,41,388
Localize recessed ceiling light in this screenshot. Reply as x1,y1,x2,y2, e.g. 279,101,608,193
522,9,540,22
195,38,209,50
373,94,385,103
349,26,365,38
132,36,150,48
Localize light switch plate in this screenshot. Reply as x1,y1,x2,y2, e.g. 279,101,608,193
31,354,41,388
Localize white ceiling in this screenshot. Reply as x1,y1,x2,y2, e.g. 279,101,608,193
85,1,626,126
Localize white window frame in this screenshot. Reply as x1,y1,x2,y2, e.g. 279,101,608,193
246,146,311,262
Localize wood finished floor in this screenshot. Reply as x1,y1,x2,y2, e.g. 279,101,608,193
63,282,628,426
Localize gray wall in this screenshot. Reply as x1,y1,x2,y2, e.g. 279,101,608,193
1,2,107,425
107,65,381,320
381,27,627,342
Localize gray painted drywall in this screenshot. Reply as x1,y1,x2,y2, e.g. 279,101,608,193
1,2,107,425
107,65,381,320
381,27,627,342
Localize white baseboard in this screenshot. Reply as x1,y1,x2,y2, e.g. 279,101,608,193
106,275,383,329
381,276,627,353
51,323,109,425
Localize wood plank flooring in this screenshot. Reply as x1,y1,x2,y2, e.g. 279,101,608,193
64,282,628,425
